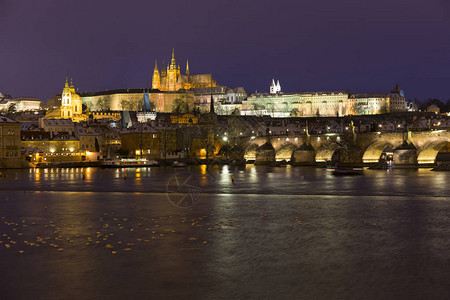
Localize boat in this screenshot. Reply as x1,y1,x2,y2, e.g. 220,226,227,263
101,158,159,168
173,161,187,168
330,163,363,176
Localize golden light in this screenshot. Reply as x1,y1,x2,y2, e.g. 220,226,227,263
135,150,141,155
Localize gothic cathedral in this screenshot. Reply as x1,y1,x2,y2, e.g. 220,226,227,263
152,49,218,91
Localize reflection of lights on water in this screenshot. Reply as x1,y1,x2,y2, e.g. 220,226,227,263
222,165,229,174
248,166,257,183
200,165,207,175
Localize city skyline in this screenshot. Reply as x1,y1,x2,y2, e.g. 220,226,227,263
1,0,450,101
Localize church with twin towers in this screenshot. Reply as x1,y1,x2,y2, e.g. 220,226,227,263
152,49,218,91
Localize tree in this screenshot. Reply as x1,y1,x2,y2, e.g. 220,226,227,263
290,108,299,117
172,98,189,113
418,98,445,112
120,99,132,111
231,108,241,115
7,103,17,114
96,97,108,111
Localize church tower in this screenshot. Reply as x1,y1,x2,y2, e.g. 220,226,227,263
61,77,72,118
186,60,190,76
166,48,181,91
60,77,82,120
270,79,281,94
70,79,82,116
152,60,161,90
276,80,281,93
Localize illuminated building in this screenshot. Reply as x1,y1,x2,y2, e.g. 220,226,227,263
349,85,406,115
192,86,247,114
426,105,440,114
120,123,160,159
152,49,217,91
136,92,156,122
81,89,195,113
74,123,121,153
170,113,198,124
39,118,75,136
270,79,281,94
0,116,22,168
0,98,41,111
44,78,88,122
61,78,83,120
241,91,350,117
241,83,405,117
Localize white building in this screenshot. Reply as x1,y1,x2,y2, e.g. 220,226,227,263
191,86,247,114
0,97,41,111
241,91,350,117
270,79,281,94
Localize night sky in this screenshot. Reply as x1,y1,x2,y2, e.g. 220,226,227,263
1,0,449,101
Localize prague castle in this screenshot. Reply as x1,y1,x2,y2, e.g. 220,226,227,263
45,49,406,118
152,49,217,91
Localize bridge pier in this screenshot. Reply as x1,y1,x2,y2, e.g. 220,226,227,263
292,144,316,165
338,146,363,164
255,142,276,165
393,141,418,166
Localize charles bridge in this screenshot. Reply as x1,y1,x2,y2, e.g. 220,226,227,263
224,129,450,166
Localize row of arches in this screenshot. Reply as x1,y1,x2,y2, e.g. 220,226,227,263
236,139,450,164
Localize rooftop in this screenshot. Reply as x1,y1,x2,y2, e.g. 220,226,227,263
0,116,19,123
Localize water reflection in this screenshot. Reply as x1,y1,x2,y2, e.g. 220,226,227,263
0,166,449,299
0,166,448,198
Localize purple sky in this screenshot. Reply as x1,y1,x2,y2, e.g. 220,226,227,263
1,0,449,101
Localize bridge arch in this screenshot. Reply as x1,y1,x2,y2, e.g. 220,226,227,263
417,140,450,164
243,143,259,160
275,143,296,161
315,142,340,162
362,141,395,163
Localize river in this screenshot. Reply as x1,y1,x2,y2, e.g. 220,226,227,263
0,166,449,299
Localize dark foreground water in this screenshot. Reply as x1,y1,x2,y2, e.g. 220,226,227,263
0,166,449,299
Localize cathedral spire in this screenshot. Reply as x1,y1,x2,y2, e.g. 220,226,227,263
152,59,161,90
70,78,74,88
170,48,176,69
65,76,69,88
161,60,166,76
186,59,190,76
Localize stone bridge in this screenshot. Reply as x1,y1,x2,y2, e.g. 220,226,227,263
222,130,450,166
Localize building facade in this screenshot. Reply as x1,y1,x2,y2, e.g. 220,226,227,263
0,116,22,168
0,98,41,112
152,49,217,91
191,86,247,114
